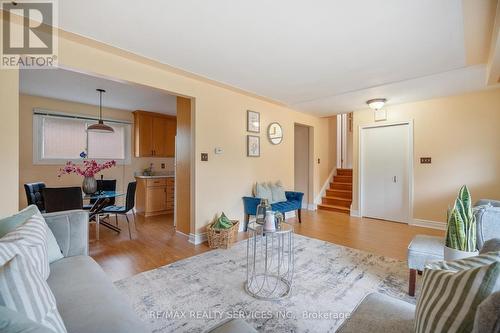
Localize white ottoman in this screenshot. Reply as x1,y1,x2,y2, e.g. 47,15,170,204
407,235,444,296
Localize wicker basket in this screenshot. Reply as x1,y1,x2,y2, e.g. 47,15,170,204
207,220,239,249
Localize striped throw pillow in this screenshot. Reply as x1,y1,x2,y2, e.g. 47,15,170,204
415,261,500,333
0,214,50,280
0,254,67,333
425,251,500,272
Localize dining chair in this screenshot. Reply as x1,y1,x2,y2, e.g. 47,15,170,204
43,187,83,213
24,182,46,213
83,179,117,210
101,182,137,239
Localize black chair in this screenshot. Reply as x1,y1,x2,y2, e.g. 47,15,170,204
83,179,117,210
24,182,46,212
43,187,83,213
101,182,137,239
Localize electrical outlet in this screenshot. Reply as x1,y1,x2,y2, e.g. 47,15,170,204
161,163,165,169
420,157,432,164
317,158,320,164
201,153,209,161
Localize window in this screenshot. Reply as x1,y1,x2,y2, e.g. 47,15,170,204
33,110,131,164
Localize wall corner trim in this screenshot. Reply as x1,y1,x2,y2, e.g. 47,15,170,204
350,210,360,217
410,219,447,230
188,232,208,245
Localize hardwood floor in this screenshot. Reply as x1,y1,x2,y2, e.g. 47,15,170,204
90,210,444,282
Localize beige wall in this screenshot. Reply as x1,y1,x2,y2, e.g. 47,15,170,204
0,70,19,217
19,94,174,208
352,88,500,223
1,31,333,234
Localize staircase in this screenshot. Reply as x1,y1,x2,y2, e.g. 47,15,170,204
317,168,352,214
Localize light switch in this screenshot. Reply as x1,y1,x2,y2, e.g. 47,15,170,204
214,147,223,154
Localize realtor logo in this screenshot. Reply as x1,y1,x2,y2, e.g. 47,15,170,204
1,0,58,68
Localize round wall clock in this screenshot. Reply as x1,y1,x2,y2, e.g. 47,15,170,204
268,122,283,145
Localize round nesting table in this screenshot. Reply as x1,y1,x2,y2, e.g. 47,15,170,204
245,221,294,300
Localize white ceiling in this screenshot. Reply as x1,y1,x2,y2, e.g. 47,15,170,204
19,69,177,114
57,0,494,115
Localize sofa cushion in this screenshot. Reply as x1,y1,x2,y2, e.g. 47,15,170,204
271,201,298,213
47,256,148,333
205,318,257,333
337,292,415,333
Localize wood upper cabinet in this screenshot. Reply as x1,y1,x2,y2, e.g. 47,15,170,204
133,111,176,157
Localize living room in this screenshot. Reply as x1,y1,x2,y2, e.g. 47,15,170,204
1,1,500,333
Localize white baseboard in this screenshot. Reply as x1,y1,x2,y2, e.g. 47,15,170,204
188,232,207,245
314,168,336,206
410,219,447,230
350,209,360,217
307,203,316,211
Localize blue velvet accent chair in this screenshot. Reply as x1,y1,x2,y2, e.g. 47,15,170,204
242,191,304,231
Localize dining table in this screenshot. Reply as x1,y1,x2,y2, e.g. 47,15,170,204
85,191,125,240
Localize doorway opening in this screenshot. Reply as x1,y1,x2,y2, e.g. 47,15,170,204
336,113,353,169
294,123,314,210
359,121,413,223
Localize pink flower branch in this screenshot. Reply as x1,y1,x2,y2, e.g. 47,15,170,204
58,160,116,178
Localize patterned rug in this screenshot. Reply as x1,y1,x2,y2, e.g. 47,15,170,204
115,234,416,332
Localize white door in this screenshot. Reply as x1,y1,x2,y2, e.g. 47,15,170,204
361,123,410,223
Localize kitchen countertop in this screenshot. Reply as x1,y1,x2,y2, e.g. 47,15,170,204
135,174,175,179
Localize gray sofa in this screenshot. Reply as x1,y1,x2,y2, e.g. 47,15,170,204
44,210,149,333
338,238,500,333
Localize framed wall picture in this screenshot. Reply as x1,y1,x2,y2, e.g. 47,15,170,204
247,110,260,133
247,135,260,157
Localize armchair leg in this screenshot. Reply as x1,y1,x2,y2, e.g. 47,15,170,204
409,269,416,296
297,209,302,223
244,214,250,232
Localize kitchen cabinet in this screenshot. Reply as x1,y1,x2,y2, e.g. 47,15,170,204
135,176,175,217
133,111,176,157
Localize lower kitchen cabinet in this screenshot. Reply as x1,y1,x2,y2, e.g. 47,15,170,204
135,177,175,217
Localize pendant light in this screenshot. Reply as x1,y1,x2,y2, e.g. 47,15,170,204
87,89,114,133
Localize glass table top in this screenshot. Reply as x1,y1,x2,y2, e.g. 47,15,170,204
84,191,125,200
247,221,293,234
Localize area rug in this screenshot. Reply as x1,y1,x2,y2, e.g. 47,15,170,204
115,234,416,332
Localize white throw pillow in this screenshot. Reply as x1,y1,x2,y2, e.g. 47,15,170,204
0,214,50,280
255,182,273,203
0,254,67,333
270,181,288,203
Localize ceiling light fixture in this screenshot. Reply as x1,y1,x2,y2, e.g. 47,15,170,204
366,98,387,110
87,89,114,133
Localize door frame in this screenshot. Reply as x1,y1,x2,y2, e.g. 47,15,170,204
358,120,414,223
294,123,314,210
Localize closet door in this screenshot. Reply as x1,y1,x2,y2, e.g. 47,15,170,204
361,123,410,223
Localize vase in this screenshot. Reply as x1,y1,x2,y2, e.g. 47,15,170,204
444,246,479,261
82,176,97,194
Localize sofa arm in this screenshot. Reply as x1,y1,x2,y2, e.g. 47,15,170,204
243,196,261,215
43,210,89,257
475,199,500,208
285,191,304,203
